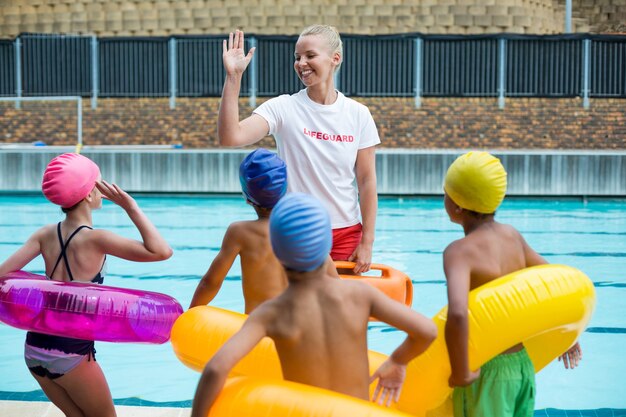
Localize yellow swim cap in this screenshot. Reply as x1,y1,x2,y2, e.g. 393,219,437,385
444,151,507,214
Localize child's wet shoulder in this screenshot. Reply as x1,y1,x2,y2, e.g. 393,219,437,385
443,236,471,255
227,220,258,236
495,222,524,240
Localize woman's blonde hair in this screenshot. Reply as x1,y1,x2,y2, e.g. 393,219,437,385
298,25,343,72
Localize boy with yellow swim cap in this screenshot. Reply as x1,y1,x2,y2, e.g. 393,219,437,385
442,151,582,417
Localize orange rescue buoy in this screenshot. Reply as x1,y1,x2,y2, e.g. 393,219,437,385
336,261,413,307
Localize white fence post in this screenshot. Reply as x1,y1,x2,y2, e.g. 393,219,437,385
91,35,99,110
414,37,422,109
498,38,507,109
14,37,22,109
169,38,177,109
248,36,257,108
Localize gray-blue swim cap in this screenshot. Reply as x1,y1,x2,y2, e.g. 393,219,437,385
269,193,332,272
239,148,287,208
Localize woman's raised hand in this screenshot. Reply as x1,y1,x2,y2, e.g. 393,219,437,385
223,30,256,76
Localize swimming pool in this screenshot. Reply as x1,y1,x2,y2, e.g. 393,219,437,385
0,194,624,414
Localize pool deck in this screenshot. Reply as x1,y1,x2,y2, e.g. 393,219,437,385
0,400,191,417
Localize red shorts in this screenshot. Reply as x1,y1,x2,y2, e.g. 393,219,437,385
330,223,363,261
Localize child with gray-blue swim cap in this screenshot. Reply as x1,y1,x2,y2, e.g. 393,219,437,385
190,148,289,314
269,192,332,271
191,193,438,417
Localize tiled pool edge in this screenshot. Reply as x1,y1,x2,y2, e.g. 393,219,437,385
0,400,190,417
0,390,191,407
2,392,624,416
535,410,626,417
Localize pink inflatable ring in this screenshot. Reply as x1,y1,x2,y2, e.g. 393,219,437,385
0,271,183,344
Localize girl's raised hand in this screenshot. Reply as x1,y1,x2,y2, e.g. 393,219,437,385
223,30,256,76
96,180,137,212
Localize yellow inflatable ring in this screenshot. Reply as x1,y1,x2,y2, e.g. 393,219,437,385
171,264,595,417
395,264,595,415
335,261,414,307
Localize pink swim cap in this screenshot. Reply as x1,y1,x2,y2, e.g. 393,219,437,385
42,153,100,208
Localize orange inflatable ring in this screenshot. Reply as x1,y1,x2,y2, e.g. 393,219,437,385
336,261,413,307
208,376,413,417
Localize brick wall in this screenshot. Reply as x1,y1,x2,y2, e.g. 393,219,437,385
1,97,624,149
572,0,626,33
3,0,617,38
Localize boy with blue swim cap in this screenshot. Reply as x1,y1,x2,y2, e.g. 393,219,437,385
191,193,438,417
189,148,289,313
442,151,582,417
239,148,288,209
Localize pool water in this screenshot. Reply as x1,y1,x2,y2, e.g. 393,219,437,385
0,195,624,413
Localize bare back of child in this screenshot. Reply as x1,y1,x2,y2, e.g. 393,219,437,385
190,193,437,417
218,218,287,313
257,263,428,398
445,221,545,290
189,149,288,313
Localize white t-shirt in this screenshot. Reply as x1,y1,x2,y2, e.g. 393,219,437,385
254,89,380,228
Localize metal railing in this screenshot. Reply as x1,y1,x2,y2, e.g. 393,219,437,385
1,33,625,109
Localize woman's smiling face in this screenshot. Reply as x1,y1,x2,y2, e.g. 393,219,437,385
293,34,340,86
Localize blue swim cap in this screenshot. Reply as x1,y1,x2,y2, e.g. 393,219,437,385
270,193,332,272
239,149,287,208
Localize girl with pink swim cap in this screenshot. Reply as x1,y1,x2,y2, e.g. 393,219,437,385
0,153,173,417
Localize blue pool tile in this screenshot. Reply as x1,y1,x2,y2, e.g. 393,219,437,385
539,409,567,416
586,327,626,334
535,410,626,417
